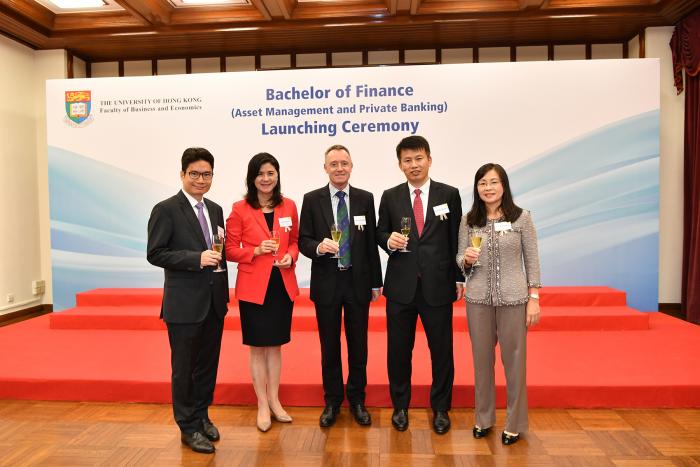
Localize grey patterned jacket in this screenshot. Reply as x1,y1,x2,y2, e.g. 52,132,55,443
456,210,542,306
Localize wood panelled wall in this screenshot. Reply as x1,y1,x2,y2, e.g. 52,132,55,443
71,42,631,78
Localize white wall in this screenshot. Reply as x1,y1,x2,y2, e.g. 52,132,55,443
0,37,64,315
645,27,685,304
34,50,68,311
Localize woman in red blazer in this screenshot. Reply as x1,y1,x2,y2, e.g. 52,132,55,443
225,152,299,432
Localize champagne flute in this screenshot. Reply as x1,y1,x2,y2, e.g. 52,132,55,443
400,217,411,253
470,236,483,267
212,234,226,272
270,230,280,257
330,223,341,259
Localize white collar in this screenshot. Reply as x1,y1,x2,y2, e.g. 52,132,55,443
182,189,205,207
329,183,350,198
408,178,430,194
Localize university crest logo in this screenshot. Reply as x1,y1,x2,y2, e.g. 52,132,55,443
65,90,93,125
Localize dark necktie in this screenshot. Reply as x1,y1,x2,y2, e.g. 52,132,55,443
195,202,212,249
413,188,425,237
336,191,351,267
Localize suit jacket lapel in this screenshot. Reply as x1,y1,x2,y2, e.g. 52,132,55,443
319,187,335,236
178,191,208,249
204,198,219,237
348,186,361,245
401,183,420,239
273,202,282,235
423,182,439,235
253,204,271,235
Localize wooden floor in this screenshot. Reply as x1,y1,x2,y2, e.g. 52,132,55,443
0,401,699,466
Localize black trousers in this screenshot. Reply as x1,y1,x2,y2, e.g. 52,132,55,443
386,279,454,411
166,305,225,434
314,269,370,407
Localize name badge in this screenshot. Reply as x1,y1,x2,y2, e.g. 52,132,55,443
495,221,512,232
217,226,225,237
278,216,293,232
354,215,367,231
433,203,450,220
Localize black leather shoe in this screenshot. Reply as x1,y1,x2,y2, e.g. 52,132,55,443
350,404,372,426
432,411,451,435
181,431,215,454
502,432,520,445
391,408,409,431
319,406,340,428
472,426,492,438
201,419,220,442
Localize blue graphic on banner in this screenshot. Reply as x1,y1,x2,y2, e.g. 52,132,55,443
48,147,170,310
460,110,659,311
49,110,659,311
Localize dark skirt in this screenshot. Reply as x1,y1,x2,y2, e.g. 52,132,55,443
238,267,293,347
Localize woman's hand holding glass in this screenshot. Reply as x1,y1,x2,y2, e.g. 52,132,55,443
254,239,278,257
463,246,482,267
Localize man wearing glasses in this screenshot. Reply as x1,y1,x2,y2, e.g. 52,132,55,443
147,147,229,454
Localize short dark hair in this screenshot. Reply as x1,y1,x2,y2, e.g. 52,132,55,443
396,135,430,160
466,163,523,227
181,147,214,172
245,152,283,209
325,144,351,157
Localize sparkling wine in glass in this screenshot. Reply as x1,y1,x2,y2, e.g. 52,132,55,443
470,236,483,267
330,223,341,259
270,230,280,257
212,234,226,272
400,217,411,253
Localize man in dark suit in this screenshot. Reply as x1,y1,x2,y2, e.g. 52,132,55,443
147,147,229,454
299,144,383,428
376,135,464,434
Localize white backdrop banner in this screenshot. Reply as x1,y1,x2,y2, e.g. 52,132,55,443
47,59,660,310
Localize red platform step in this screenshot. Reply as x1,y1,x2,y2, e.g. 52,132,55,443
74,286,627,308
50,303,649,332
52,287,643,332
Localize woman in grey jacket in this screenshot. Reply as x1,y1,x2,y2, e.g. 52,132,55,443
457,163,541,445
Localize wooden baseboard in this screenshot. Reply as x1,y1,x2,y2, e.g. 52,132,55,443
0,304,53,327
658,303,684,320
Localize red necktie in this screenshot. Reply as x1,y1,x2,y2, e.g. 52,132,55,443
413,188,424,237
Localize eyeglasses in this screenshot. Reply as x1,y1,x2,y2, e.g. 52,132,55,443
478,180,501,189
187,171,213,181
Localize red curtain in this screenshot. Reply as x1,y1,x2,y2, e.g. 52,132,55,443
672,9,700,324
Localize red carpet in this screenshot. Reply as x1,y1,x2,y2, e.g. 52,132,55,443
1,287,699,408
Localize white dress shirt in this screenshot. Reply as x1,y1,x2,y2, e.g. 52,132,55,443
316,183,350,256
329,183,351,224
182,189,212,246
408,178,430,221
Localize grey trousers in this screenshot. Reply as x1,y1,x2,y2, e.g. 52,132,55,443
467,302,528,434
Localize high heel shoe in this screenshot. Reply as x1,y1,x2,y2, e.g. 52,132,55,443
257,410,272,432
472,426,492,438
270,406,293,423
501,431,520,445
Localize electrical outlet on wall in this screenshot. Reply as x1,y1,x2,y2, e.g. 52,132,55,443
32,280,45,295
6,293,14,303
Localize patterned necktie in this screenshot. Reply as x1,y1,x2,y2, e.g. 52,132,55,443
413,188,425,237
336,191,351,267
195,202,212,249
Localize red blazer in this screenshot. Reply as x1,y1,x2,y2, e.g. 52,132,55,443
225,197,299,305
